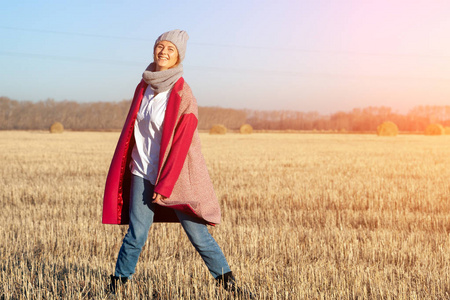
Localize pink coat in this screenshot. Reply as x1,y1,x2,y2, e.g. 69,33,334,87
102,77,221,225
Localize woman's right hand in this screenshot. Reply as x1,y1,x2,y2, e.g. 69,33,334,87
152,192,167,204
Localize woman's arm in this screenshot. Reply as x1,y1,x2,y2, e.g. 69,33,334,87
154,113,198,198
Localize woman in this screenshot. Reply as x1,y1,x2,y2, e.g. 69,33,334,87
102,29,248,296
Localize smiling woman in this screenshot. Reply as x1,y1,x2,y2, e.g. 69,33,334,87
102,29,252,297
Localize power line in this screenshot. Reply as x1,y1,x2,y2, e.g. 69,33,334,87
0,51,143,66
188,64,450,82
1,50,449,82
1,25,449,59
0,25,152,42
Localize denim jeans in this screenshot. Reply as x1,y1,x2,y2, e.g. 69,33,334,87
115,175,231,279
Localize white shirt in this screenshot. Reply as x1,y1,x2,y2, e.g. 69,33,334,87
130,86,170,184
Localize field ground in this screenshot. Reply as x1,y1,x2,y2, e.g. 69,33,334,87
1,131,450,299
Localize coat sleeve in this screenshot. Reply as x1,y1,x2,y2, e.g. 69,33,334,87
154,113,198,198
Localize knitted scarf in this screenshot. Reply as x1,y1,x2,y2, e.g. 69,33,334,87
142,63,183,93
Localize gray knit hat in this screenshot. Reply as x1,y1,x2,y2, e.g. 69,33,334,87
154,29,189,63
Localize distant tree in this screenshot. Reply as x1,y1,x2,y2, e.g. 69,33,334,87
1,98,450,133
198,107,246,130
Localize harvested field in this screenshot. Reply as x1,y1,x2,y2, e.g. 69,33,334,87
1,131,450,299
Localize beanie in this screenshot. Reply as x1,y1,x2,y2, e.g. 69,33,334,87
154,29,189,63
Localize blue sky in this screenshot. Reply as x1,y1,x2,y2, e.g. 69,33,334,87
1,0,450,114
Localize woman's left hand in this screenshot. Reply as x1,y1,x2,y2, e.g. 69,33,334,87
152,192,167,204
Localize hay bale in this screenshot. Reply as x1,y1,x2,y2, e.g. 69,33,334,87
209,124,227,135
445,127,450,135
425,124,444,136
239,124,253,134
377,121,398,136
49,122,64,133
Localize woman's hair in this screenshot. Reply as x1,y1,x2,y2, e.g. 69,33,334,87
174,56,181,67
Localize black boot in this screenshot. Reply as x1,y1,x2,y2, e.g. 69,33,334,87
215,271,254,298
109,274,128,294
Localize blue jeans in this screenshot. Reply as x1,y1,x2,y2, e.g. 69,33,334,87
115,175,231,279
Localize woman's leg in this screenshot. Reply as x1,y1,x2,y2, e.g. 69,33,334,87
174,210,231,278
115,175,156,278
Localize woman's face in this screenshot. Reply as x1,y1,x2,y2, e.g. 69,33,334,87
154,41,179,71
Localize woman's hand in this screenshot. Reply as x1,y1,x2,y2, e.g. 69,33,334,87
152,192,167,204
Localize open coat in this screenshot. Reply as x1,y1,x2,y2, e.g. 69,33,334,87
102,77,221,225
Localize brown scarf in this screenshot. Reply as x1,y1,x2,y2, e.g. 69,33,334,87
142,63,183,93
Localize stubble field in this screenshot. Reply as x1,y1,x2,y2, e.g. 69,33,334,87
1,131,449,299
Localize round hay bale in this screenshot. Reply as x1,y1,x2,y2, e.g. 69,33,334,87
49,122,64,134
377,121,398,136
425,124,444,136
209,124,227,135
239,124,253,134
445,127,450,135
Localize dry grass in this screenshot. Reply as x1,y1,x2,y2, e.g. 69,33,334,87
445,127,450,135
425,124,445,136
209,124,227,135
239,124,253,134
49,122,64,134
376,121,398,136
1,131,450,299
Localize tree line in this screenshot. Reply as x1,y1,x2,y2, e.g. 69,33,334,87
1,97,449,132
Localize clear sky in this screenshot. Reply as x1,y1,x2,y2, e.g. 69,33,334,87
1,0,449,114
